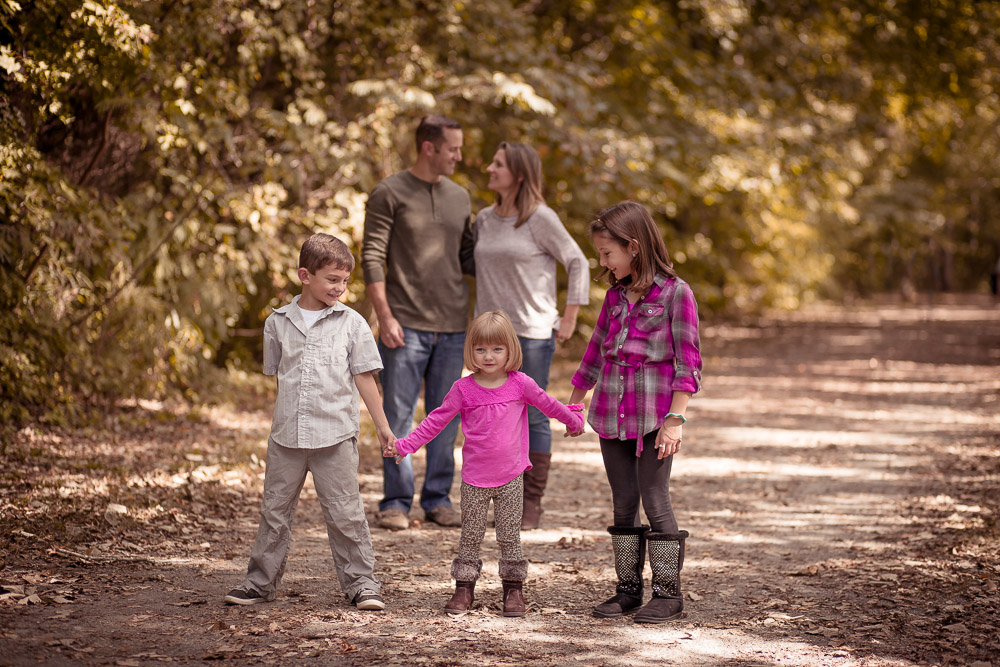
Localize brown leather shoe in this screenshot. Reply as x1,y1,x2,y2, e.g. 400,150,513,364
376,509,409,531
426,505,462,527
443,580,475,614
501,580,526,617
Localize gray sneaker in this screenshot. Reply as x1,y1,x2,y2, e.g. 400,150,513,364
352,588,385,611
425,505,462,527
224,587,268,605
377,508,409,530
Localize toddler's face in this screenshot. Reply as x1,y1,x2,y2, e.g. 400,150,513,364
472,343,509,376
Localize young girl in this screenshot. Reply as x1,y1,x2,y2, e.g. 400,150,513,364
384,310,585,617
566,201,702,624
475,141,590,530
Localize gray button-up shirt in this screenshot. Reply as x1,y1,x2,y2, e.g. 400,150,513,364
263,296,383,449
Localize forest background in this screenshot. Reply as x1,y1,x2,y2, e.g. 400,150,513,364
2,0,999,431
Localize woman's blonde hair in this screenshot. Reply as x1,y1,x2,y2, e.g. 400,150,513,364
464,310,523,373
494,141,544,228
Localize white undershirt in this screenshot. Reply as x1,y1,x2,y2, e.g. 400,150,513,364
296,303,326,329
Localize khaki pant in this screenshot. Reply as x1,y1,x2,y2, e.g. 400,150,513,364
240,438,378,601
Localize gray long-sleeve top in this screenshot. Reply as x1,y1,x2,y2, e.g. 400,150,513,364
473,204,590,339
362,170,474,333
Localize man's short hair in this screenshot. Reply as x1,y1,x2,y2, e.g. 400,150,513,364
415,114,462,152
299,233,355,274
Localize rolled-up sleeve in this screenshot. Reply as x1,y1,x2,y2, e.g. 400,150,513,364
669,282,702,393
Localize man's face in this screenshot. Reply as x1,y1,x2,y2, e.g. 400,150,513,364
427,128,463,177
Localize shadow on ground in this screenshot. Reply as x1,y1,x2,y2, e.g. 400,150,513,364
1,295,998,665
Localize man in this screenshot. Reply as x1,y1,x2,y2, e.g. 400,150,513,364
362,115,474,530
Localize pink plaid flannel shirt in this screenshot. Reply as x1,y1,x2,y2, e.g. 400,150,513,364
571,273,702,455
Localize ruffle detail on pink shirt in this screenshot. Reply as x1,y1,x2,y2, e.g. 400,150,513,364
453,372,528,406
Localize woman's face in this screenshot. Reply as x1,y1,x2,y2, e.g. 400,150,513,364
486,149,519,196
593,232,635,282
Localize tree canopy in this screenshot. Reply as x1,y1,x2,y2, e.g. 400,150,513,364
3,0,999,423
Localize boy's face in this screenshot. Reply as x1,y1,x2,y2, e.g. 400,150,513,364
298,263,350,310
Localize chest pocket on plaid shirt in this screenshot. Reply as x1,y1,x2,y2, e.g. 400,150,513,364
634,303,666,333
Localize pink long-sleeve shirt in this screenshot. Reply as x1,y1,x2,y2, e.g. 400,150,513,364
395,372,585,488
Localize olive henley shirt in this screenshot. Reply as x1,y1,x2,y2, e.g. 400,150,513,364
361,170,474,333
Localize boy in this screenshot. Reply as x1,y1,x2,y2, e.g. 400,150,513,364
225,233,395,611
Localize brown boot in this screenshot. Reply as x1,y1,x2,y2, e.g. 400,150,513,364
501,580,526,617
444,581,475,614
521,451,551,530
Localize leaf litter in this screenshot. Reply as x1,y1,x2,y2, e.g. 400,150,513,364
1,299,998,665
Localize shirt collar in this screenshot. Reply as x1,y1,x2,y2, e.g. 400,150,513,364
610,272,669,303
273,294,346,331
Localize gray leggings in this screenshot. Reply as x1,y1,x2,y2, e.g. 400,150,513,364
600,430,678,533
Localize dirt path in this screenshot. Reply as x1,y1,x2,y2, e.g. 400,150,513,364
2,296,998,666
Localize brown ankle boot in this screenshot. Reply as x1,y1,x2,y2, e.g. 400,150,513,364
521,451,551,530
501,580,526,617
444,581,475,614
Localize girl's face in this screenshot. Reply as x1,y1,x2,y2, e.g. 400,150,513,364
472,342,509,377
593,232,636,282
486,149,519,197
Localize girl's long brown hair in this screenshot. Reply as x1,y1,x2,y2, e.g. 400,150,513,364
589,201,677,292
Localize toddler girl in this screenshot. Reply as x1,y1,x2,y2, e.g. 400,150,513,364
384,310,584,616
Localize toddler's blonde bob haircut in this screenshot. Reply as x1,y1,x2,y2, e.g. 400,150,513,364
464,310,523,373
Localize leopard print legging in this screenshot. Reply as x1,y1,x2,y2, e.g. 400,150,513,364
456,474,524,566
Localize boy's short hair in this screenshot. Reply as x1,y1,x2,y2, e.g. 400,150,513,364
415,114,462,152
299,233,355,274
464,310,523,373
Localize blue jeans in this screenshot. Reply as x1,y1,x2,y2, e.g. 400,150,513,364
379,328,465,514
518,334,557,454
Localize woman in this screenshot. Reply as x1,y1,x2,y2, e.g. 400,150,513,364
473,141,590,529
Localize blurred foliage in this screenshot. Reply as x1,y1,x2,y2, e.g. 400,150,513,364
2,0,999,421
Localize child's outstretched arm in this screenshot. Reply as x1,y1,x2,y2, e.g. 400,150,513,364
521,376,586,435
354,371,396,457
392,383,463,463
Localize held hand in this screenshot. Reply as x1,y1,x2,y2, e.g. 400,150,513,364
563,401,586,437
379,431,398,458
656,424,683,459
379,315,406,348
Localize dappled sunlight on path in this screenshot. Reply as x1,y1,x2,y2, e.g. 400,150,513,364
1,297,997,665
